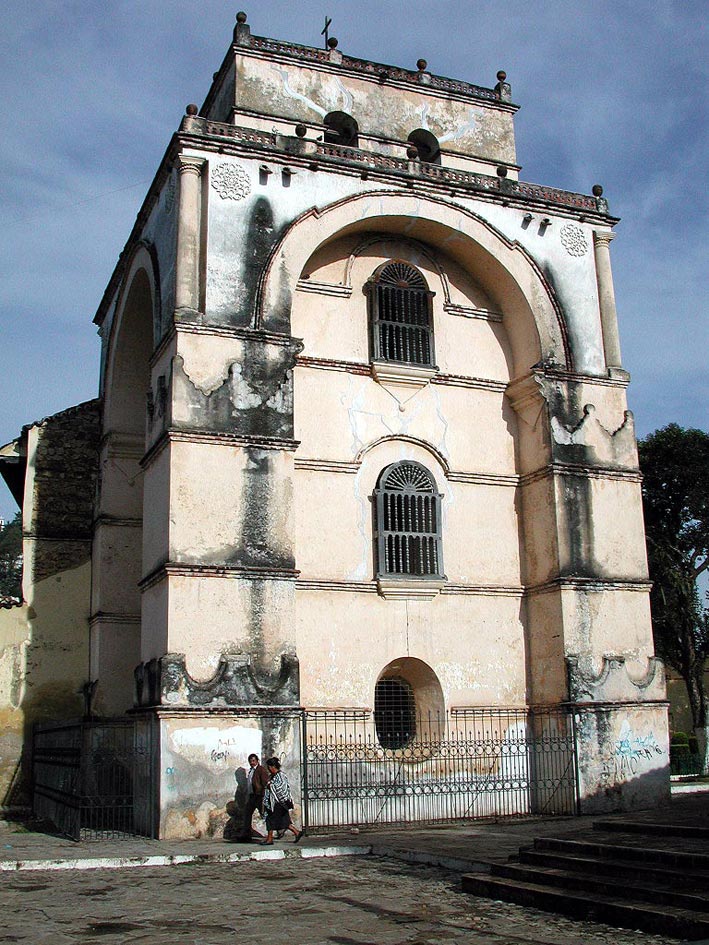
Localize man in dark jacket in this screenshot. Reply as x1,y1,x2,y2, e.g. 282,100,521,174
242,753,270,840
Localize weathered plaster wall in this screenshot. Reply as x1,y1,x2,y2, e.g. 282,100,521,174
157,710,301,840
225,53,517,166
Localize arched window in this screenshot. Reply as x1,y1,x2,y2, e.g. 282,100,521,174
367,261,435,367
407,129,441,165
374,461,443,579
374,676,416,749
323,111,359,147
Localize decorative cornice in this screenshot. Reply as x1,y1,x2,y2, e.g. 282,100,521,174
443,302,503,322
297,579,378,593
89,612,140,627
294,459,359,474
431,373,507,392
178,119,615,222
296,578,523,598
141,428,300,471
93,516,142,530
295,355,507,392
441,583,524,597
519,462,642,487
140,561,300,591
296,279,352,298
525,577,652,596
447,472,518,486
174,320,301,349
296,355,370,375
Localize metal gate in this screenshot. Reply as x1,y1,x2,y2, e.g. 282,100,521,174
33,718,155,840
301,706,578,829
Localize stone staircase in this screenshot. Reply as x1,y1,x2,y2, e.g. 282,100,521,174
462,819,709,941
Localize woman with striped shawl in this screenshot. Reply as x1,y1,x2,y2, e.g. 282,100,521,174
259,757,303,845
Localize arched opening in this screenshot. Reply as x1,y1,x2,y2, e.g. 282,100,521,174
324,111,359,148
407,129,441,165
373,461,443,579
91,259,155,715
374,658,445,750
366,260,435,367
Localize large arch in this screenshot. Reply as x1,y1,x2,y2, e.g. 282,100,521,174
256,190,571,376
91,244,158,715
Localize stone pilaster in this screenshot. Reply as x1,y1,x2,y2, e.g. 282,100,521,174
593,231,623,372
174,155,206,316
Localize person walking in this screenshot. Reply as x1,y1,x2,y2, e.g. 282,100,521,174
242,753,270,841
260,757,303,845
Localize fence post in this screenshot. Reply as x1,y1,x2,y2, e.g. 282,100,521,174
300,710,309,833
569,706,582,816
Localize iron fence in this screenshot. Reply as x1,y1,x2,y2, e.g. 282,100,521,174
32,718,154,840
301,705,578,830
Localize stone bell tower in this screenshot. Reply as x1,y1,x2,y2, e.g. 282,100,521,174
88,13,668,837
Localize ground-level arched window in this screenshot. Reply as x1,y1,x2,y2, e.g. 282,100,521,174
366,261,435,367
374,461,443,579
374,676,416,749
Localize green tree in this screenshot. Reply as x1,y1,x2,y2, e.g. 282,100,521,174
639,424,709,766
0,511,23,600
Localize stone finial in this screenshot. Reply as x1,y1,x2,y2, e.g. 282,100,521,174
495,69,512,102
295,123,307,138
234,11,251,44
592,184,609,214
416,58,431,84
406,144,419,160
327,36,339,49
327,35,342,63
496,165,508,178
185,104,199,116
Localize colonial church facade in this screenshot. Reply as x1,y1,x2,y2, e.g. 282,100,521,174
1,15,669,837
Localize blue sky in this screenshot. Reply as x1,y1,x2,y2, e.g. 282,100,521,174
1,0,706,521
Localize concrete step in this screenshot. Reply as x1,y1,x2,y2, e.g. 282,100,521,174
593,819,709,839
518,847,709,891
494,860,709,913
461,873,709,941
533,835,709,870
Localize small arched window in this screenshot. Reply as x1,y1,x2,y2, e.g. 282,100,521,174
407,129,441,165
367,261,435,367
374,676,416,750
374,461,444,579
324,111,359,147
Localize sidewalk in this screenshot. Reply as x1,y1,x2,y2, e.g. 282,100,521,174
1,784,707,874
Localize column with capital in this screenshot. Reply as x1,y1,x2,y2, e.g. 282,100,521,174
593,230,623,372
174,154,206,315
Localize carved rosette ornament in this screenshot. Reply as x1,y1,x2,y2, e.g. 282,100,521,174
210,161,251,200
559,223,588,257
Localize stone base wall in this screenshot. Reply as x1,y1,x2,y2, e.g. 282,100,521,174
575,702,670,814
149,708,302,840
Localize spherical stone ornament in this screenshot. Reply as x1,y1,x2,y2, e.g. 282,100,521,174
210,162,251,201
560,223,588,257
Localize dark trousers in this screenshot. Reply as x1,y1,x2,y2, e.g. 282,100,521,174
242,792,264,836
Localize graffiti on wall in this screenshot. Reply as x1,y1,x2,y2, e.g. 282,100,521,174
600,719,663,787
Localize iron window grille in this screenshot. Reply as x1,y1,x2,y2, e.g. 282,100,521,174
374,461,444,579
374,676,417,749
367,261,435,367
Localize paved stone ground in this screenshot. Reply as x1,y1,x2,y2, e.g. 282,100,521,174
1,856,671,945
